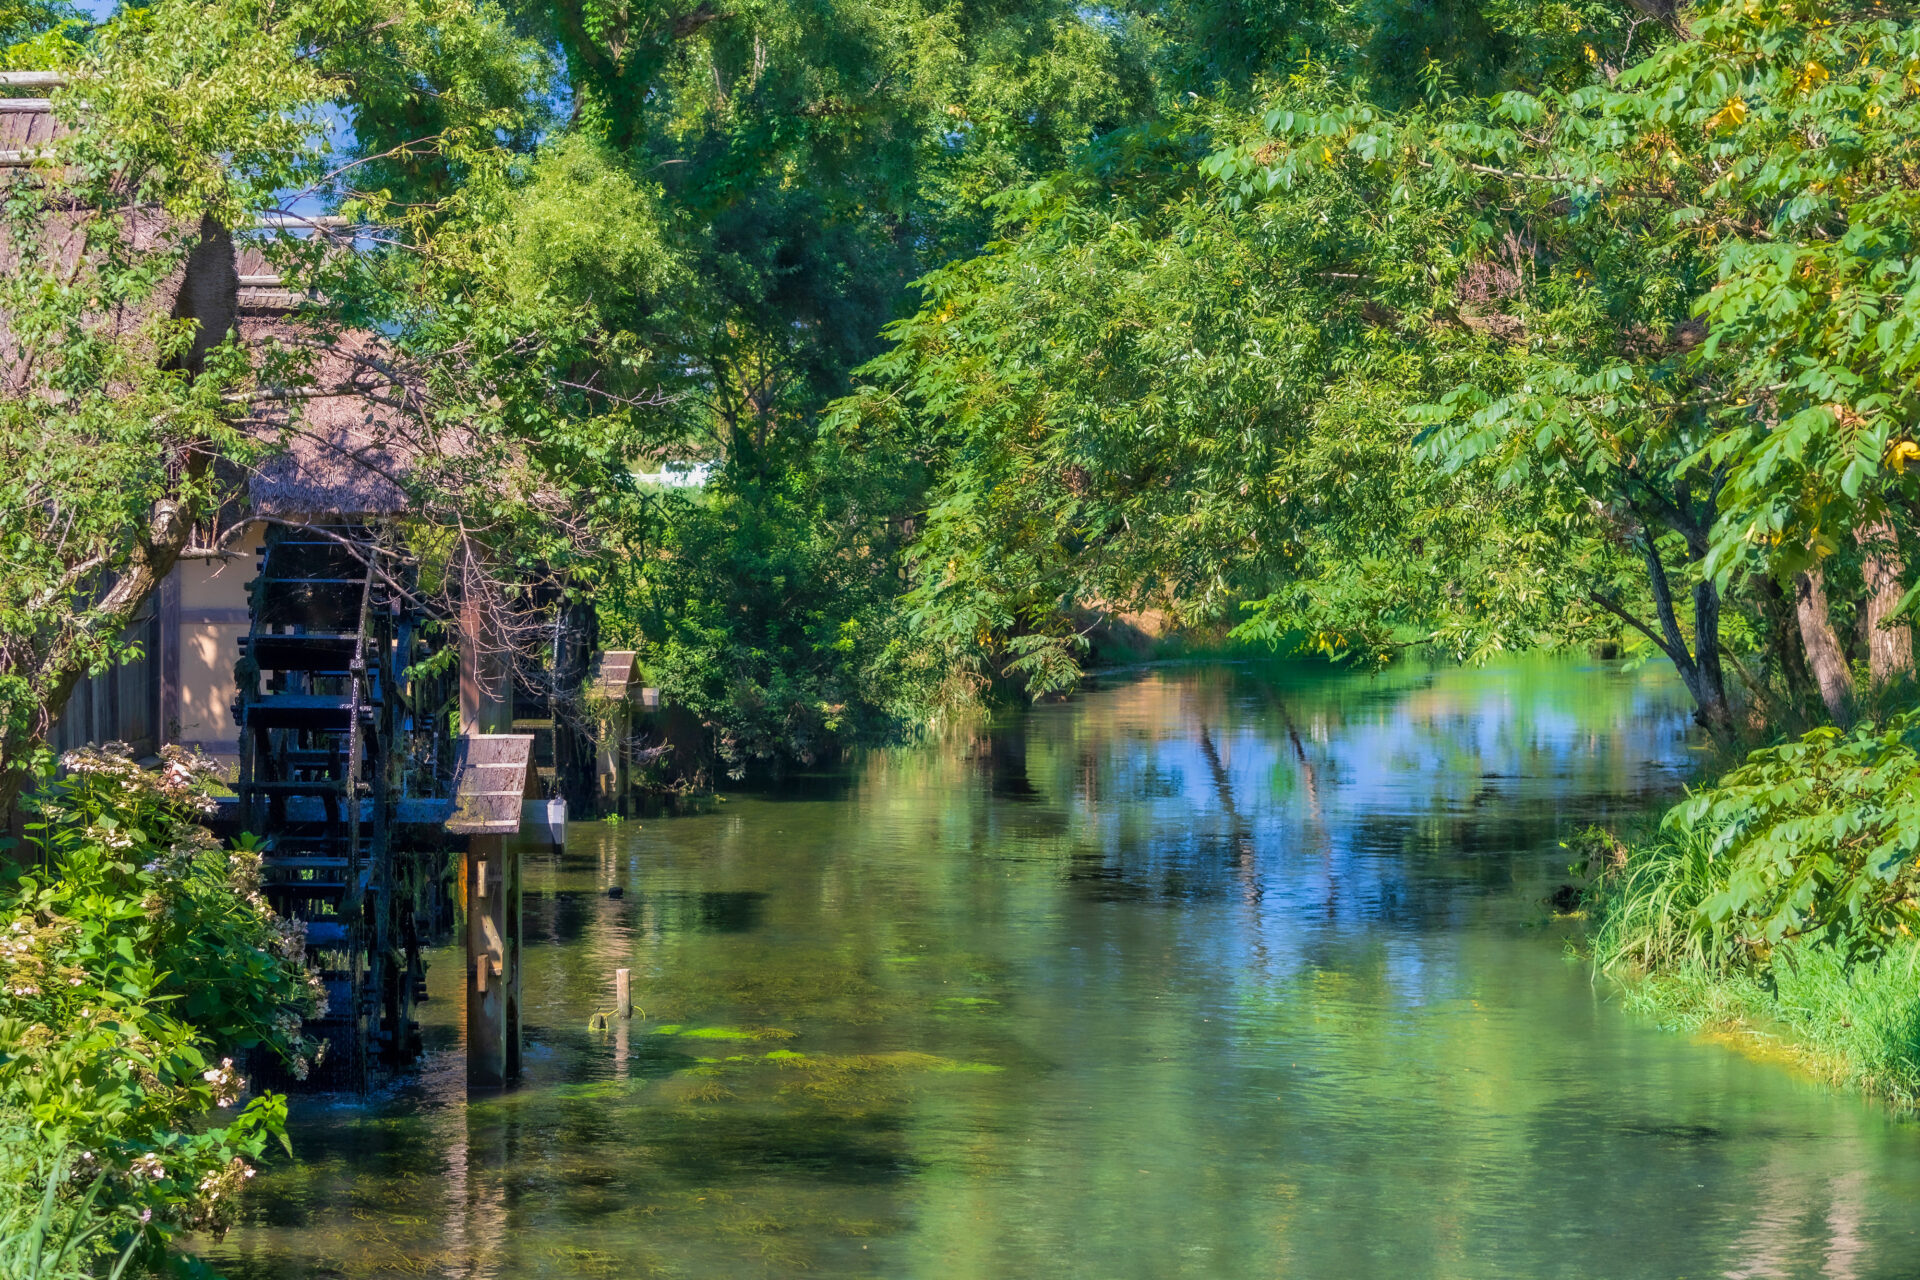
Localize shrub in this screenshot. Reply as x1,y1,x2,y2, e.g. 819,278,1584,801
1588,711,1920,974
1677,711,1920,964
1582,712,1920,1106
0,745,322,1268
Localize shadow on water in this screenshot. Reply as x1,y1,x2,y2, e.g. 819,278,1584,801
207,657,1920,1280
525,889,768,945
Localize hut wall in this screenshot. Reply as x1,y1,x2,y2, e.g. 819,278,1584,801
47,599,160,759
170,522,264,764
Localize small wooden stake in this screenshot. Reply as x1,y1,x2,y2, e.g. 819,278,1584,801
616,968,632,1020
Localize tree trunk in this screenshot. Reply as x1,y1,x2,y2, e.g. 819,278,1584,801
1639,531,1732,736
0,490,198,818
1794,565,1854,723
1754,572,1815,711
1690,576,1732,732
1855,517,1915,691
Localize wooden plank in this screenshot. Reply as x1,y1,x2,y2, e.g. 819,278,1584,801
591,651,638,699
443,734,535,835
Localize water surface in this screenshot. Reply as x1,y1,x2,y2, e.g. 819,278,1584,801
209,660,1920,1279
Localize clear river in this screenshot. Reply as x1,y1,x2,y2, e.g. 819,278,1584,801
206,659,1920,1279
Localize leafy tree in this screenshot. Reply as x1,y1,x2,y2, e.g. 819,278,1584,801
865,0,1919,734
0,0,347,807
843,96,1653,702
1206,0,1920,726
602,442,933,776
489,0,1166,763
0,0,647,804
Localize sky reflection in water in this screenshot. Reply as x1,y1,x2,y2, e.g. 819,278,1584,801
207,659,1920,1280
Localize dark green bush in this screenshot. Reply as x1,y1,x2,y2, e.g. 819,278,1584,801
1,745,321,1270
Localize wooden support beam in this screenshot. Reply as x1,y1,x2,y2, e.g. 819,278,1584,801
446,735,537,1089
250,213,352,230
464,833,520,1087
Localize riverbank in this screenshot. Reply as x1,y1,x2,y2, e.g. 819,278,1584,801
1602,942,1920,1107
1579,707,1920,1110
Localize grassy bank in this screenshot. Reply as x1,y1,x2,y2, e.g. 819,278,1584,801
1599,932,1920,1106
1579,709,1920,1107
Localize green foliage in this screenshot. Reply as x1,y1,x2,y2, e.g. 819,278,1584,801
1590,711,1920,973
1680,713,1920,961
480,0,1174,757
0,1153,138,1280
0,0,560,795
1,746,319,1266
855,0,1919,725
1583,710,1920,1105
844,101,1643,691
495,135,678,328
1204,0,1920,705
603,451,938,775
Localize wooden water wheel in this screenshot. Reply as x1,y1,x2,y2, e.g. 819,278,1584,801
232,524,456,1088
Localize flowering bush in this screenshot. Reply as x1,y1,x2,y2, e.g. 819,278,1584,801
0,744,321,1264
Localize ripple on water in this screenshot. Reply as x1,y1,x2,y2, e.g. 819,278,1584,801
207,659,1920,1280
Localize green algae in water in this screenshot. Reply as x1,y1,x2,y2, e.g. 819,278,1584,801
654,1025,799,1042
552,1080,637,1101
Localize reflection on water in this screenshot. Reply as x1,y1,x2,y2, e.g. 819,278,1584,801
206,659,1920,1280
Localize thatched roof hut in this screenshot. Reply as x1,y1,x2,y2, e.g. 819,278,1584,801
3,87,422,523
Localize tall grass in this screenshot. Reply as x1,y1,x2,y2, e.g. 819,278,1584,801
0,1145,137,1280
1583,810,1920,1106
1585,818,1737,976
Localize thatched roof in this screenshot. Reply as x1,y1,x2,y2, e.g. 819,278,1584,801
242,319,424,518
248,423,415,518
0,96,241,388
0,97,60,156
0,93,429,520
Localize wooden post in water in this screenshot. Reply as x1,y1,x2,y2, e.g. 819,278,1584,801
464,834,520,1087
616,967,632,1019
445,732,536,1090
